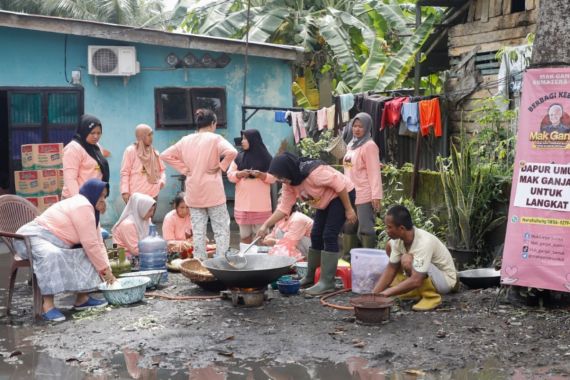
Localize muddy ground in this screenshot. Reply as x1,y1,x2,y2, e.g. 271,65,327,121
3,269,570,379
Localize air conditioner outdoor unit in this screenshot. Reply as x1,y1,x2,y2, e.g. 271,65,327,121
88,46,140,76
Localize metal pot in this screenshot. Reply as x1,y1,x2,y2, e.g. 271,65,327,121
458,268,501,289
202,254,296,288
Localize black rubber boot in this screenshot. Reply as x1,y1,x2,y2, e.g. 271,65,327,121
300,248,321,288
304,251,338,296
341,234,359,262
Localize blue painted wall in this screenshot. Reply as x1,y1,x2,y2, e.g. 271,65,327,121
0,27,295,224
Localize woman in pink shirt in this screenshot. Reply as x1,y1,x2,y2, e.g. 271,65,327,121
262,202,313,262
257,152,357,296
112,193,156,266
160,109,238,260
227,129,274,244
162,192,193,258
342,112,383,252
120,124,166,203
62,115,110,198
15,179,116,322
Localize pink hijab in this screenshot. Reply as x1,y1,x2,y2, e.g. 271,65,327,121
135,124,160,184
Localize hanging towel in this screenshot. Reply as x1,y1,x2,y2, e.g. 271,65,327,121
275,111,287,123
291,112,307,143
401,102,420,134
418,98,442,137
380,97,409,130
339,94,355,114
326,105,336,131
304,110,318,137
317,108,328,130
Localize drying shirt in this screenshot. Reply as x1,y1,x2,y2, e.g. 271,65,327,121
227,161,275,213
278,165,354,214
401,102,420,134
274,111,287,123
120,145,166,198
62,140,103,198
381,97,409,130
162,209,192,241
160,132,238,208
389,227,457,288
343,140,383,205
418,98,442,137
36,194,109,271
112,217,140,256
317,108,328,130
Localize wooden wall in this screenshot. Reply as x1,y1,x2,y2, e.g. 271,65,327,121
445,0,539,133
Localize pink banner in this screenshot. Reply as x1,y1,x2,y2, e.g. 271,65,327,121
501,68,570,292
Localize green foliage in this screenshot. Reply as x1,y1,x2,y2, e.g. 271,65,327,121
374,164,441,248
437,130,506,252
298,130,333,159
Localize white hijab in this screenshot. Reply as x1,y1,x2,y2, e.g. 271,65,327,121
112,193,156,239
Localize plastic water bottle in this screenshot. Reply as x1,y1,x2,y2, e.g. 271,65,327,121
138,224,168,282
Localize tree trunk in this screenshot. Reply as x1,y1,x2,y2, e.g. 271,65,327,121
531,0,570,65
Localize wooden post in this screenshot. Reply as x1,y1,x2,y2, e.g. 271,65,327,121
411,4,422,200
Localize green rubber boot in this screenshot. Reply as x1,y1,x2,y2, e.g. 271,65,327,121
304,251,338,296
300,248,321,288
360,234,377,249
341,234,359,262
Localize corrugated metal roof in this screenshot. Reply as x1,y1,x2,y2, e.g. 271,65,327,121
0,10,304,62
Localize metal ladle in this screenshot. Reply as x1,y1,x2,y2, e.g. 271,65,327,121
225,236,261,269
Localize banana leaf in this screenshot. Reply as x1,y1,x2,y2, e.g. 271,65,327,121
292,82,312,109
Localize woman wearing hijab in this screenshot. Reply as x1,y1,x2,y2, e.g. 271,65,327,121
256,152,357,296
119,124,166,203
342,112,383,254
112,193,156,262
62,115,110,198
160,109,238,260
15,178,115,322
227,129,275,244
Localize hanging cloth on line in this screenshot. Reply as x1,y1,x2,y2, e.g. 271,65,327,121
275,111,288,123
380,97,409,130
400,102,420,136
418,98,442,137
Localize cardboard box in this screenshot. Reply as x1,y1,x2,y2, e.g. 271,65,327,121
14,170,41,196
21,144,37,170
40,195,59,212
24,197,40,210
57,169,64,192
36,143,63,168
20,143,63,169
39,169,59,195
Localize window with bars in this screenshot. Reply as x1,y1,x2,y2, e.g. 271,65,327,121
155,87,227,130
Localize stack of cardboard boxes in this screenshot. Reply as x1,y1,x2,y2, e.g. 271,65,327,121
14,143,64,213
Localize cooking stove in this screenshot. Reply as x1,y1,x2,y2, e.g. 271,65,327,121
220,287,268,307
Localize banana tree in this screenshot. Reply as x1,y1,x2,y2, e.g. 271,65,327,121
176,0,441,93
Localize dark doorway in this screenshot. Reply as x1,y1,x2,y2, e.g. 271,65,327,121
511,0,525,13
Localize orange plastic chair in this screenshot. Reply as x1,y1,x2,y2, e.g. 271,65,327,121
0,195,42,320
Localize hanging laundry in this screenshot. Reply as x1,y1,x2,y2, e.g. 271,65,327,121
496,44,531,111
339,94,355,114
317,108,328,130
274,111,287,123
304,110,318,137
380,97,409,130
400,102,419,135
418,98,442,137
326,105,336,132
290,112,307,143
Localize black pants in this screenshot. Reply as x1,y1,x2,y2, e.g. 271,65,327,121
310,190,356,252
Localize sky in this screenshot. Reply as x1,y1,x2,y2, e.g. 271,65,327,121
163,0,179,11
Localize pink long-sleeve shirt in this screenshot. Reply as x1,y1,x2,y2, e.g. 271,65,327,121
120,145,166,198
268,212,313,241
278,165,354,214
160,132,238,208
227,161,275,213
343,140,383,205
62,140,103,198
112,218,140,256
36,194,109,272
162,209,192,241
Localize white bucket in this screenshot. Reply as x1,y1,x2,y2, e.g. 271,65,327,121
351,248,389,294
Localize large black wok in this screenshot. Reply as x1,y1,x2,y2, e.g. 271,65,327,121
202,254,296,288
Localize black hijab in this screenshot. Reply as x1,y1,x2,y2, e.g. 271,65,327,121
268,152,324,186
235,129,273,171
73,114,110,184
78,178,108,227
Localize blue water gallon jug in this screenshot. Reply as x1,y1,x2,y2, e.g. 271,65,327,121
138,224,168,282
